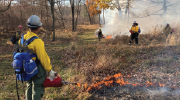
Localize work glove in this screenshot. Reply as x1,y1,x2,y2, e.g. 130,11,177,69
48,69,56,81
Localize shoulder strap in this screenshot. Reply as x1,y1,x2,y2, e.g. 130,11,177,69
22,36,38,46
15,36,38,54
20,34,25,45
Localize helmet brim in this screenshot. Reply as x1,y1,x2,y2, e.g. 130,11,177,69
27,23,42,28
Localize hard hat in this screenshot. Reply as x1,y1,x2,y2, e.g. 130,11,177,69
18,25,22,28
27,15,42,28
99,28,101,29
167,22,169,24
133,21,136,23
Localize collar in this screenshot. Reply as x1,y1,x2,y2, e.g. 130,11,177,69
26,31,38,37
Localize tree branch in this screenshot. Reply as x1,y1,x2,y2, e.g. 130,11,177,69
0,1,12,12
132,1,180,18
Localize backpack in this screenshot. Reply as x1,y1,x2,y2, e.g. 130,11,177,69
12,35,39,100
138,27,141,33
12,35,39,81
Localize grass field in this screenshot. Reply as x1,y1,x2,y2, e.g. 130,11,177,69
1,25,180,100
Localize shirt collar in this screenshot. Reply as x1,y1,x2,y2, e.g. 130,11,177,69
26,31,38,37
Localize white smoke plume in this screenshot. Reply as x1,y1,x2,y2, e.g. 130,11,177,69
98,0,180,37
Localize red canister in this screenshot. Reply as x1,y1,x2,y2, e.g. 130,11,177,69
43,75,63,87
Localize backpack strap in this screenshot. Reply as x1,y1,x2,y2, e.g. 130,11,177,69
23,36,38,46
20,34,25,46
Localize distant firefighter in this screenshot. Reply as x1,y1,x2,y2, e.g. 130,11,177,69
98,28,104,41
129,21,141,45
162,23,174,38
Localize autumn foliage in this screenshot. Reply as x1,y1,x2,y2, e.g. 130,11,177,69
86,0,111,17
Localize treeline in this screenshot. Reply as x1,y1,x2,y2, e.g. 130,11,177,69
0,0,99,33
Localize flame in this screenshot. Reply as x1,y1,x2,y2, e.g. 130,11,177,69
87,73,165,91
77,83,81,87
105,35,112,39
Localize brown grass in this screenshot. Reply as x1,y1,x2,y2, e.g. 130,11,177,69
1,24,180,99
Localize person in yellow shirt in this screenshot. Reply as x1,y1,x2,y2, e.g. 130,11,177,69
129,21,139,45
20,15,56,100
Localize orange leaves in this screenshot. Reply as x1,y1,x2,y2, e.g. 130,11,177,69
99,2,110,9
86,0,111,17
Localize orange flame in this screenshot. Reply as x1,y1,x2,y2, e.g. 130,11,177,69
87,73,165,91
105,35,112,39
77,83,81,87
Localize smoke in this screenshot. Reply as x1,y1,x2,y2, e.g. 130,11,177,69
146,87,169,96
99,0,180,37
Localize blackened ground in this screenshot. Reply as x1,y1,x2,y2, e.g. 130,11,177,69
88,85,180,100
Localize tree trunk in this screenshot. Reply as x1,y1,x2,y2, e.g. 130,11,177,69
50,0,55,41
75,0,81,31
99,14,100,25
85,5,92,24
124,0,129,24
116,0,122,19
70,0,75,32
103,9,105,25
163,0,167,25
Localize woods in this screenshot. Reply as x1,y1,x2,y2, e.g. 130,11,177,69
0,0,99,38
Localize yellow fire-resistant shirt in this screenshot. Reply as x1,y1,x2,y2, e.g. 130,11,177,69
131,26,139,33
19,31,52,72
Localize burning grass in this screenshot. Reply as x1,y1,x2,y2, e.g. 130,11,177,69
1,25,180,99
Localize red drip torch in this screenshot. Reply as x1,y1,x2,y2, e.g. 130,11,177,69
43,74,80,87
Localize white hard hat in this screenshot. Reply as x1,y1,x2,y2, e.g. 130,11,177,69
27,15,42,28
133,21,136,23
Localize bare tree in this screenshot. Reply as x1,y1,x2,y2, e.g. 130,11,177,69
49,0,56,41
0,0,11,12
70,0,75,32
131,0,180,24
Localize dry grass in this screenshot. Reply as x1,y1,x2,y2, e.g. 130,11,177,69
1,24,180,99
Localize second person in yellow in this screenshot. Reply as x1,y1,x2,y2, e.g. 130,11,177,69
129,21,140,45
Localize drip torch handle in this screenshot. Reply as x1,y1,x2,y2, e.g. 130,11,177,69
54,73,60,78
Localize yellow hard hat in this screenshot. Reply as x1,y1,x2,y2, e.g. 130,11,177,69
99,28,101,30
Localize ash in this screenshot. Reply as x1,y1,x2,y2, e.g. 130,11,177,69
88,85,180,100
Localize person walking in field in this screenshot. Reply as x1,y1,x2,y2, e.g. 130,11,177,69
98,28,103,41
129,21,140,45
20,15,56,100
162,23,173,38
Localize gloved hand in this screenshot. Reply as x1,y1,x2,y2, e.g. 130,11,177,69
162,32,163,34
48,69,56,81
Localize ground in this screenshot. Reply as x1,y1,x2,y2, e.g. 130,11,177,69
1,25,180,100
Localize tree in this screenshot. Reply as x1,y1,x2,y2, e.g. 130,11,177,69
131,0,180,25
86,0,111,17
85,0,133,25
70,0,75,31
48,0,56,41
0,0,12,12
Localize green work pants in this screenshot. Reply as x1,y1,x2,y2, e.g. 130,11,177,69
25,63,46,100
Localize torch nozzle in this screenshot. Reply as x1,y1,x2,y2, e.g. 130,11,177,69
62,81,81,87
